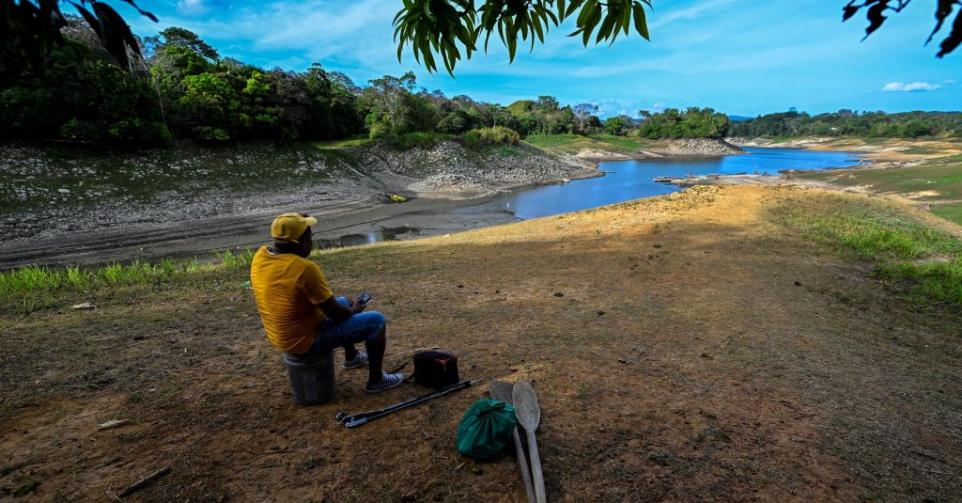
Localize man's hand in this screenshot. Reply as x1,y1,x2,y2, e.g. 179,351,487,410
351,300,366,314
318,296,355,323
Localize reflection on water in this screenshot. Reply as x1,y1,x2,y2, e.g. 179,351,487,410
491,147,862,220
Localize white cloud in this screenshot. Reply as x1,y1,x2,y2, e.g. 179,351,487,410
649,0,738,30
881,81,941,92
177,0,207,15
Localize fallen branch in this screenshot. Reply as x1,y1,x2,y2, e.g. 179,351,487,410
117,466,171,498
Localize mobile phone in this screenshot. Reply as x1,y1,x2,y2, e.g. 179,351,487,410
357,292,372,305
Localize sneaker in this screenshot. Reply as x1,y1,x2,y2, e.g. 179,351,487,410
342,351,368,369
364,372,405,394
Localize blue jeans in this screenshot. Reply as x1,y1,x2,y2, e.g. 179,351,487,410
309,296,385,354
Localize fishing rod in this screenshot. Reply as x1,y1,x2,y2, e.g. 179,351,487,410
336,378,486,428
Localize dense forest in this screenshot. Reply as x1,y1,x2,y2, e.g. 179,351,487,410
1,21,960,148
0,22,609,147
731,110,962,138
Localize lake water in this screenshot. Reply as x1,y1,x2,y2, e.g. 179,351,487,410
488,147,862,220
321,147,862,248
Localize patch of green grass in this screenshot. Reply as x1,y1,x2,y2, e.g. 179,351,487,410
0,250,256,314
802,156,962,225
878,259,962,305
900,145,940,155
931,203,962,224
312,135,373,150
215,248,256,270
523,133,651,155
770,194,962,306
488,145,521,157
589,134,652,151
523,134,587,150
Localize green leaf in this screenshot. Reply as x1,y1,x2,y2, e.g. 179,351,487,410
507,21,519,61
596,10,617,43
532,14,545,42
567,0,586,18
577,0,597,25
632,2,649,40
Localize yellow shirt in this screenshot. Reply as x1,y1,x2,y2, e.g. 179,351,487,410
249,246,333,353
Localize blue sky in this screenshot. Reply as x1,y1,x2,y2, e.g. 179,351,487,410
127,0,961,117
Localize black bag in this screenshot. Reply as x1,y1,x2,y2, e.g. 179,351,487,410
413,350,460,389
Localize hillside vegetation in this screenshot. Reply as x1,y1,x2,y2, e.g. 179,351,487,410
2,186,960,501
731,110,962,139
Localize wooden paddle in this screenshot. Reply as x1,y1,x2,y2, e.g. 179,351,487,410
513,380,546,503
489,381,536,503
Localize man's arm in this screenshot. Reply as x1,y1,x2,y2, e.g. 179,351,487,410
317,296,364,323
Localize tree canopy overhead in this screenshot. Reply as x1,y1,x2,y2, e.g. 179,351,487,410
391,0,961,73
843,0,962,58
393,0,651,74
1,0,155,77
2,1,960,79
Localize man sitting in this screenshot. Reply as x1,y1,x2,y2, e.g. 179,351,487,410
250,212,404,394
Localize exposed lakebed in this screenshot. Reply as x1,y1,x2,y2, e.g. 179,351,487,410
0,147,862,268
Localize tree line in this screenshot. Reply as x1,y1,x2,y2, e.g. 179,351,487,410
730,110,962,138
0,23,613,146
0,23,605,146
1,22,960,148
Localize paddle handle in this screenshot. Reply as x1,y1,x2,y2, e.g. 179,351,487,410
512,427,536,503
525,429,547,503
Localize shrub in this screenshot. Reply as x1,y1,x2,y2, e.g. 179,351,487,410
60,118,102,142
462,126,520,148
384,131,450,150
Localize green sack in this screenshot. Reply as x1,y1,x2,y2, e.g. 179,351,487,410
456,399,517,460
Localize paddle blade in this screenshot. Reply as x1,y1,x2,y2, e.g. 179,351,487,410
488,380,515,403
512,380,541,431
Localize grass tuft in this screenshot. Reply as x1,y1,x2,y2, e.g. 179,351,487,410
0,249,259,314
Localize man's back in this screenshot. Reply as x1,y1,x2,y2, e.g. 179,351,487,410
250,246,332,353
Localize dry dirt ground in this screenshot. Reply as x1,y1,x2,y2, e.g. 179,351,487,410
2,186,961,502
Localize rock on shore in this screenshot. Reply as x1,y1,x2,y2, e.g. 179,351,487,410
648,138,744,156
356,140,596,198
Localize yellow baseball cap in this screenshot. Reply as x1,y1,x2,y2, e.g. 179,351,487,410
270,213,318,242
